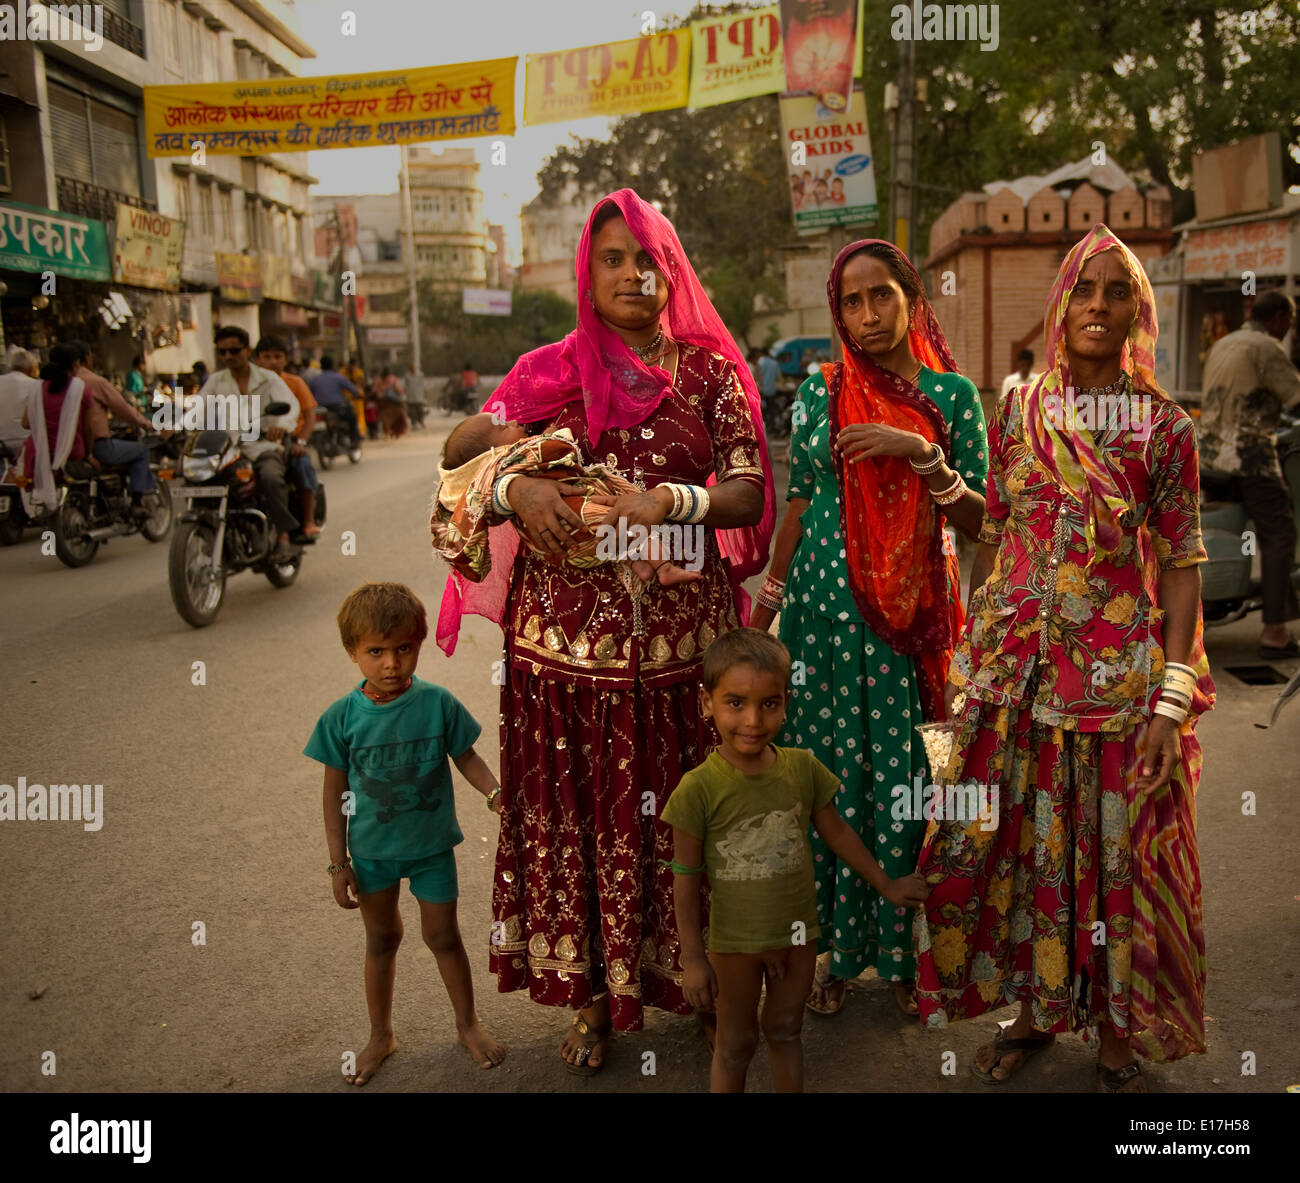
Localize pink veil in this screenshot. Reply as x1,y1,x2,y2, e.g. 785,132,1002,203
435,188,775,655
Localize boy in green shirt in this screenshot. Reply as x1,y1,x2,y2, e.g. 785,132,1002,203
663,629,929,1093
305,581,505,1084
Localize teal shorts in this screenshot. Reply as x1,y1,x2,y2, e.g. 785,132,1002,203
351,850,458,903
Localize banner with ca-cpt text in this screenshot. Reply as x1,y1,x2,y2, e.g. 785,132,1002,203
689,4,784,109
524,31,690,126
144,59,516,157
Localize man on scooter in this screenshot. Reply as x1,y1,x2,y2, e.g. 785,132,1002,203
304,355,362,448
199,326,299,565
1199,289,1300,658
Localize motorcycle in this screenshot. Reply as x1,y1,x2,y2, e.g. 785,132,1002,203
311,404,361,471
1199,410,1300,627
47,428,177,567
438,376,477,416
166,403,326,628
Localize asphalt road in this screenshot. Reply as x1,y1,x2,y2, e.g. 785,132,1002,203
1,422,1296,1094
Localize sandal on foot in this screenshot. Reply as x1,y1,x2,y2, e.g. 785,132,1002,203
562,1014,611,1077
1098,1060,1147,1093
970,1028,1055,1083
806,974,847,1017
891,979,920,1018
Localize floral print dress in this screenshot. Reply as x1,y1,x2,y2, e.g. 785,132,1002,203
914,386,1210,1060
778,366,987,982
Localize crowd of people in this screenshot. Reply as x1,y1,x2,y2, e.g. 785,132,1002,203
302,187,1300,1094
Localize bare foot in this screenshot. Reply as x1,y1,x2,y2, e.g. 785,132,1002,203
347,1033,397,1086
458,1018,506,1069
655,562,703,586
559,1019,609,1070
891,979,920,1016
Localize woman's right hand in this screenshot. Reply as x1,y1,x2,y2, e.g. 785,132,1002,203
507,477,587,555
682,953,718,1011
750,604,777,633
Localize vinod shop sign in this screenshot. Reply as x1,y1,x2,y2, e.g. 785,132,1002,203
0,200,111,281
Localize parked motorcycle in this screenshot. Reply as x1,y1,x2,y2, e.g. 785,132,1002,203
1199,411,1300,627
167,404,326,627
311,404,361,471
47,428,177,568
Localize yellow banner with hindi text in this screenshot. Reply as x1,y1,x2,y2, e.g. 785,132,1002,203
143,59,516,157
523,31,690,126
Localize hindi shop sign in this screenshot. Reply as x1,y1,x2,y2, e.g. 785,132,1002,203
0,200,110,281
462,287,512,316
144,59,516,157
216,252,262,303
524,30,690,126
1183,217,1292,281
689,4,784,110
113,204,184,291
780,89,878,233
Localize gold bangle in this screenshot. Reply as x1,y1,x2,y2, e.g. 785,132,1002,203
486,787,501,811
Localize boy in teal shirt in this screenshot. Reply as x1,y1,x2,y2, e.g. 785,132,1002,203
305,581,505,1083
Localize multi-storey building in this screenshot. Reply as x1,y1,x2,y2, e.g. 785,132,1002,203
0,0,326,382
519,182,597,305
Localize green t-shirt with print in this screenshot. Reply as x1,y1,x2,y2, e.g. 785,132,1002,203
662,746,840,954
303,676,480,860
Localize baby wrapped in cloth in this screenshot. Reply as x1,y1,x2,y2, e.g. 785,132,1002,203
431,413,701,589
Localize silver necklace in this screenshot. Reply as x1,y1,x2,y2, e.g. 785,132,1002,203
631,328,667,363
1076,373,1128,397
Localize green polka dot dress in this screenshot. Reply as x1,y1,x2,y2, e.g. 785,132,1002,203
777,367,988,982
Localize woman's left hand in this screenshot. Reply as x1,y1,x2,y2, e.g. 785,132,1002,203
593,487,672,530
1135,714,1181,797
837,423,929,464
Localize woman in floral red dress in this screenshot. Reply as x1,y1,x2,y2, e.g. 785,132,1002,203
434,190,773,1074
915,224,1214,1092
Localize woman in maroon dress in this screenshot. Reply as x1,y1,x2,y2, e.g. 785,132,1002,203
434,190,774,1073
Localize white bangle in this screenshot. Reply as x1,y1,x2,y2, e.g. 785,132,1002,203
1152,698,1188,724
492,473,518,516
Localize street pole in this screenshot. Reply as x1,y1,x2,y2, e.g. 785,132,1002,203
400,142,423,375
335,204,349,362
892,33,916,259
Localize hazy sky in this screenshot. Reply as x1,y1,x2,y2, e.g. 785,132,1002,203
295,0,677,260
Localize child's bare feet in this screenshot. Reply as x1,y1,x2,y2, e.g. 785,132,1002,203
459,1018,506,1069
347,1033,398,1086
655,561,703,586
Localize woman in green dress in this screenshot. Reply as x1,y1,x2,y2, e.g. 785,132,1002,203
750,240,988,1015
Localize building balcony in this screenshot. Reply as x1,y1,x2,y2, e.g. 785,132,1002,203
44,2,145,56
56,177,156,223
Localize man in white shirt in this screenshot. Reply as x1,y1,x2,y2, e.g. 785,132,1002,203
999,349,1040,400
0,347,40,456
199,325,299,562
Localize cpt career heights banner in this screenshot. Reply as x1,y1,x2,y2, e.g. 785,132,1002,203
144,59,516,156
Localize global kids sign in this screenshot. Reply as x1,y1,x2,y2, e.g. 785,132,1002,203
780,89,878,233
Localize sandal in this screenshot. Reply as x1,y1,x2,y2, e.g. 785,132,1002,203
562,1013,611,1077
1098,1060,1147,1093
970,1027,1055,1083
890,979,920,1018
806,973,847,1017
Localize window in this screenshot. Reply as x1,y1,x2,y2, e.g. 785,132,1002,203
449,195,457,214
174,173,190,225
432,195,440,213
218,188,234,245
47,80,142,196
198,180,214,239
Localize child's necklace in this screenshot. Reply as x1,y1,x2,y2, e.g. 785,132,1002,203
362,678,412,704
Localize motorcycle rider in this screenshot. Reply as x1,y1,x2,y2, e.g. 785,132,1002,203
73,341,158,522
1198,289,1300,658
0,346,40,457
304,355,362,449
199,326,299,564
254,335,321,542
